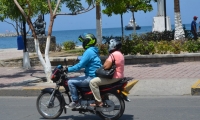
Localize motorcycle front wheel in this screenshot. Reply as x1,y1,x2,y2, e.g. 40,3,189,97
36,92,63,119
97,92,125,120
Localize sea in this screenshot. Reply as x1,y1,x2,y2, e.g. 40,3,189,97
0,24,191,49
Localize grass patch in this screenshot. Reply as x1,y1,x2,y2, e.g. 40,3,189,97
64,48,84,55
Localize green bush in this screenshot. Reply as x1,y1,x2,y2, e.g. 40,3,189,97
63,41,76,51
170,40,185,54
101,33,200,55
146,41,156,54
97,44,109,56
121,37,134,55
185,40,199,53
155,41,170,54
132,40,146,54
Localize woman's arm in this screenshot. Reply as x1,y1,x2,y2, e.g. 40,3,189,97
103,59,112,69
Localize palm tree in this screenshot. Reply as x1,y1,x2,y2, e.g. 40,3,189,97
174,0,185,40
96,2,102,44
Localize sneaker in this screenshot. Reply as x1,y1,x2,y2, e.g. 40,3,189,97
65,102,81,109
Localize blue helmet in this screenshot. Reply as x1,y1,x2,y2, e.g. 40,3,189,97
108,39,122,53
78,33,97,49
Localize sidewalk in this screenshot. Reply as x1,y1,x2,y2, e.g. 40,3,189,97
1,49,200,96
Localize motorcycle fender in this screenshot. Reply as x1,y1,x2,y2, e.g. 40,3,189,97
117,90,131,102
41,88,54,94
120,93,131,102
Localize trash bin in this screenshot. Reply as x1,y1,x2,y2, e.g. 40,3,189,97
17,35,24,50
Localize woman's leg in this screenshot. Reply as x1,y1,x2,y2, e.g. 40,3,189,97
89,77,121,102
89,77,102,102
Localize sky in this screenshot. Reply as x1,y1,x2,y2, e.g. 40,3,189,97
0,0,200,33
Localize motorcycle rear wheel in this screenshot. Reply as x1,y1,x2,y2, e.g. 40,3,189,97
36,92,63,119
97,92,125,120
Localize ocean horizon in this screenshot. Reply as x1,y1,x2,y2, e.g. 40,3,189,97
0,24,191,49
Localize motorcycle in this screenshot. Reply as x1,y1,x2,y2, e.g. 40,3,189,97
36,58,133,120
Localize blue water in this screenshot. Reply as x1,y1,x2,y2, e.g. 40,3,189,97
0,24,191,49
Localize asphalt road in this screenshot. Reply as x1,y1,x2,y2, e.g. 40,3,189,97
1,96,200,120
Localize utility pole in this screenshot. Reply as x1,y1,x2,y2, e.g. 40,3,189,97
164,0,167,31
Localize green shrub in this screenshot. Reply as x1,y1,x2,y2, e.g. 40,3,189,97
132,40,146,54
121,37,134,55
170,40,185,54
146,41,156,54
102,33,200,55
185,40,199,52
97,44,109,56
155,41,170,54
63,41,76,51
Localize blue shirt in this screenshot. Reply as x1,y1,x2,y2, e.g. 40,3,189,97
191,20,197,31
68,47,102,77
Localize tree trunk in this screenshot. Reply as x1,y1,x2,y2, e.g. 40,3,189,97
132,11,136,35
44,36,52,82
22,21,31,69
33,37,52,83
96,2,102,44
121,14,124,38
174,0,185,40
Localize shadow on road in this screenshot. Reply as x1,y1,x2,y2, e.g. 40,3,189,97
41,114,134,120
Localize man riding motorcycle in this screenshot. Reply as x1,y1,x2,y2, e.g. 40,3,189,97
64,33,102,109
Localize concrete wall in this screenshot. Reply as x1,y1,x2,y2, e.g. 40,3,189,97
26,36,56,53
152,16,171,32
2,53,200,67
50,53,200,66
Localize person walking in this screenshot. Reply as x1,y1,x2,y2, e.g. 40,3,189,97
191,16,198,40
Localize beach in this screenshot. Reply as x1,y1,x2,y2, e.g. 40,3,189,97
0,48,24,60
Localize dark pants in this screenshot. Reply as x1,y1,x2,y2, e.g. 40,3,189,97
191,31,198,40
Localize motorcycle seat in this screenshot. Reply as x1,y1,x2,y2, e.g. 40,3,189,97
78,77,133,92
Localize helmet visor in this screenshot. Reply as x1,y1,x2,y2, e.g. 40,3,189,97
78,35,84,42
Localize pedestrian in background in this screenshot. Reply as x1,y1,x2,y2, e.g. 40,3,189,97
199,21,200,32
191,16,198,40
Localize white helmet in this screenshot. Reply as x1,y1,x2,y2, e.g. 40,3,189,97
108,39,122,53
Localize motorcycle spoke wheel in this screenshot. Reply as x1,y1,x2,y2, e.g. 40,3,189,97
36,92,63,119
97,93,125,120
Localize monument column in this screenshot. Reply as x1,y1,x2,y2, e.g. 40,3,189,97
152,0,171,32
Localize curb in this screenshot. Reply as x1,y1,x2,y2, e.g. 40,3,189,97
0,79,139,96
191,80,200,95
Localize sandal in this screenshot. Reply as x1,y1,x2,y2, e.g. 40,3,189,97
90,101,103,107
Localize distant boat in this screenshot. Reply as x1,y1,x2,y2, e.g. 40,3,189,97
125,18,141,30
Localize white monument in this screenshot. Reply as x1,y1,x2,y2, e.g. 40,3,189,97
152,0,171,32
